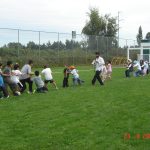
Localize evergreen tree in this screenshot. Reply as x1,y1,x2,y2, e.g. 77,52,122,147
145,32,150,40
136,26,143,46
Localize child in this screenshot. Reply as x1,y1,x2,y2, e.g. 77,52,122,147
106,61,112,79
0,63,9,99
142,61,149,76
20,60,34,94
11,63,23,90
101,65,107,82
41,65,58,90
2,61,20,96
31,71,48,93
63,65,70,87
125,59,133,77
133,60,142,77
69,66,84,86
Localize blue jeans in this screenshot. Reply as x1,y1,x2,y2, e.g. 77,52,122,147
73,78,84,85
135,70,142,77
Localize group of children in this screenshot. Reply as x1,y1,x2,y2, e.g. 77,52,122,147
0,60,87,99
0,61,59,99
125,59,149,77
0,58,112,99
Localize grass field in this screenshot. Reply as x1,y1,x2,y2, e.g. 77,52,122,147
0,66,150,150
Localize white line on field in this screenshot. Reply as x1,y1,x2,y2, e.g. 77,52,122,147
53,67,124,74
53,69,94,74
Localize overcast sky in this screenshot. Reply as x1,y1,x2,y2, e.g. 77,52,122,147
0,0,150,41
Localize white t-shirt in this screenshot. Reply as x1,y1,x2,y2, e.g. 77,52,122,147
20,64,32,79
133,62,141,70
41,68,53,80
71,69,79,78
144,62,149,69
92,56,105,71
11,70,22,84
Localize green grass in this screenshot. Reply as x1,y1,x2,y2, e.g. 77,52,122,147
0,67,150,150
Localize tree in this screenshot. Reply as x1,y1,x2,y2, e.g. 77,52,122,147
7,42,23,49
46,41,51,49
82,8,104,36
105,14,118,37
136,26,143,46
145,32,150,40
40,43,47,50
51,41,59,50
82,7,118,50
82,8,117,37
65,40,80,50
27,41,39,49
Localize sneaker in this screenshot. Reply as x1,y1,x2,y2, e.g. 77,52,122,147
27,91,30,94
81,80,85,83
56,87,59,90
5,95,9,98
27,90,35,94
0,97,4,99
33,90,36,94
14,93,20,96
15,91,21,96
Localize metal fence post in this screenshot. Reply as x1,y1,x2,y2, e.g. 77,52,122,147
106,36,108,59
17,29,20,58
39,31,41,60
96,36,98,51
58,32,60,64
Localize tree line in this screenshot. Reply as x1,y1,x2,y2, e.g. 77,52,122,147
1,40,81,50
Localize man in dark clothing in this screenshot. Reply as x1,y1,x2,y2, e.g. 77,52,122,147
63,65,70,87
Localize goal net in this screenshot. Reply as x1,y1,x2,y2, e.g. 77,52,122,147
137,54,150,62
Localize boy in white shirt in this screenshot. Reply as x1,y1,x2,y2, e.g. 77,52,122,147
133,60,142,77
69,66,84,86
41,65,58,89
11,63,23,90
20,60,34,93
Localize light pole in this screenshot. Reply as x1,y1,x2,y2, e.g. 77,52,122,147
118,11,120,48
117,11,123,48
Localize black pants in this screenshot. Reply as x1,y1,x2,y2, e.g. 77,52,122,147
63,77,69,87
92,71,104,85
0,86,9,97
125,69,132,77
20,78,33,93
147,69,149,74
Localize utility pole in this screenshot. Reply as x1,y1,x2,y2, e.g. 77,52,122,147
118,11,120,48
117,11,123,48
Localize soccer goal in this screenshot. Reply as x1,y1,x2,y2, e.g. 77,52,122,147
137,54,150,62
127,47,150,62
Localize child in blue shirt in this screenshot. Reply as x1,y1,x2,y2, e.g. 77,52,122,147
0,63,9,99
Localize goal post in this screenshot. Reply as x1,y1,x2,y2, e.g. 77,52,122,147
127,47,142,60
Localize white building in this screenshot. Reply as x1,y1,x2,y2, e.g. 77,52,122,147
127,40,150,62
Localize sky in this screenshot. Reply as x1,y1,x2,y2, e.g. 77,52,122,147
0,0,150,45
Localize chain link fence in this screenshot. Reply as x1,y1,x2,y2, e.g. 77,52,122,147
0,28,136,66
